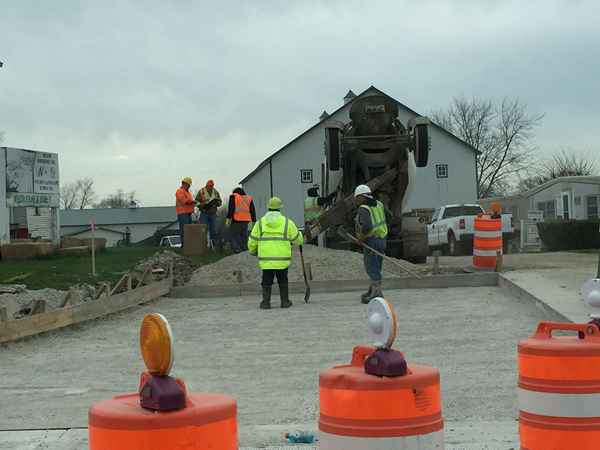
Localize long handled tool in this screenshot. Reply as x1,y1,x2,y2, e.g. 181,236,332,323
340,230,422,279
298,245,311,303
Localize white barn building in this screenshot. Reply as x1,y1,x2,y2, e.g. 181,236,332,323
241,86,478,226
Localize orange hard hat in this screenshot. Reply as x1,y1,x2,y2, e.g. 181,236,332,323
491,202,502,214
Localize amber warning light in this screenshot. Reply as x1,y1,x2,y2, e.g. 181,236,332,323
138,313,186,411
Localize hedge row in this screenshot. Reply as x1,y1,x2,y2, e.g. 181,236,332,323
537,219,600,251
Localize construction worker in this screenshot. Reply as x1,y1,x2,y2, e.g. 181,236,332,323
175,177,196,245
304,186,336,244
354,184,389,304
196,179,222,248
248,197,303,310
226,187,256,253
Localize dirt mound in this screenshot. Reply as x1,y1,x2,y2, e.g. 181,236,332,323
188,244,422,286
134,250,198,287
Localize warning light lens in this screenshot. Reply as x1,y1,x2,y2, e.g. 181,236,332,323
367,298,398,349
140,313,174,376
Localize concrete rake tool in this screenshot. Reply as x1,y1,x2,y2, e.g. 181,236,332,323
338,229,422,279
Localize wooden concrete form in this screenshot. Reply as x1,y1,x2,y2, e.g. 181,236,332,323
0,268,172,344
170,273,499,298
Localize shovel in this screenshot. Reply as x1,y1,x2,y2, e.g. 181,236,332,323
299,245,311,303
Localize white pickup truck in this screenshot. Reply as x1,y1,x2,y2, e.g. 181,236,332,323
427,204,514,256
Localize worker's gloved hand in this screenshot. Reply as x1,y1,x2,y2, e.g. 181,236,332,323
225,219,231,226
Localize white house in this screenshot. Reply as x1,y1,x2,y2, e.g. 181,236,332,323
481,176,600,227
240,86,478,226
60,207,177,247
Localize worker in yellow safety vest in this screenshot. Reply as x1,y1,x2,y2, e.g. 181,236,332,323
196,179,222,248
248,196,303,310
354,184,389,304
304,186,336,244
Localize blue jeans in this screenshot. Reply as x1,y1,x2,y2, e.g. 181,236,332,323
177,213,192,245
363,237,386,282
200,212,217,242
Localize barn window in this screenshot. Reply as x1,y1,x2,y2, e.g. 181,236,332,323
436,164,448,179
300,169,313,184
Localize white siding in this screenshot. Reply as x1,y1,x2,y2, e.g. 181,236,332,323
242,164,271,219
26,208,52,240
242,91,478,225
530,182,600,220
0,147,8,244
61,222,175,245
70,228,123,247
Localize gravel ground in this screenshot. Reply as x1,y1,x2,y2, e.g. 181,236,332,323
0,286,562,447
188,244,425,285
429,251,598,272
0,284,95,320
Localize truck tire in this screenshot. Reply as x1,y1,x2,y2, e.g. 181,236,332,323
448,233,460,257
409,255,427,265
414,124,429,167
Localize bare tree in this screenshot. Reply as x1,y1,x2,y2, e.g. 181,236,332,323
517,149,597,191
60,177,96,209
76,177,96,209
60,182,79,209
432,97,543,198
95,189,139,208
544,149,597,179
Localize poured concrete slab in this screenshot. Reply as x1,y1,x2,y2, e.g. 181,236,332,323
0,286,562,448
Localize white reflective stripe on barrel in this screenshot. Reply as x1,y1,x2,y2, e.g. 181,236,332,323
474,230,502,239
319,430,444,450
518,388,600,418
473,249,500,257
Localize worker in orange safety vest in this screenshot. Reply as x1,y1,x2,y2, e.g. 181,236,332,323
175,177,196,245
226,187,256,253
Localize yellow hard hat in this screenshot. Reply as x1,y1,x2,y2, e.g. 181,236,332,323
268,196,283,210
182,177,192,185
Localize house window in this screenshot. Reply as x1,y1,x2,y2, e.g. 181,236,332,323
300,169,313,184
536,201,556,219
436,164,448,179
587,196,598,219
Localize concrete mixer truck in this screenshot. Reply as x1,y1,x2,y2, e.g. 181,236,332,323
305,92,431,263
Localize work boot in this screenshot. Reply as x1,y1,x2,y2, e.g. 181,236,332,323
361,285,373,304
370,281,383,299
260,286,272,310
279,283,292,308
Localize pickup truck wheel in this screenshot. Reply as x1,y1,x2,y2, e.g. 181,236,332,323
409,255,427,265
448,233,459,256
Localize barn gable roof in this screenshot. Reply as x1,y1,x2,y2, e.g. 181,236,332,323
240,85,478,184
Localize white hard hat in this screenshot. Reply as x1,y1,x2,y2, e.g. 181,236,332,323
354,184,372,197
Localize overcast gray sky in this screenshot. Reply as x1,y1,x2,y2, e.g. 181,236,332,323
1,0,599,206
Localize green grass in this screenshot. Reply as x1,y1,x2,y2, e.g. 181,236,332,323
0,246,225,290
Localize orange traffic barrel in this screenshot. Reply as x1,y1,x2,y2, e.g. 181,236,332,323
89,392,237,450
519,321,600,450
319,346,444,449
473,215,502,269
